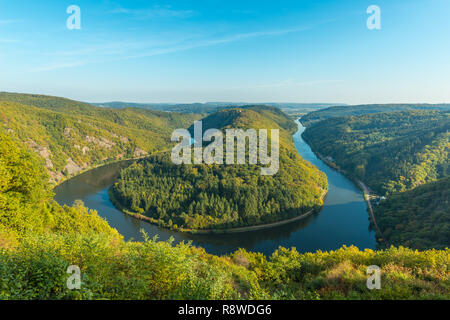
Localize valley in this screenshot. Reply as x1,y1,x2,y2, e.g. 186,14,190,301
53,119,375,256
302,109,449,250
0,92,448,299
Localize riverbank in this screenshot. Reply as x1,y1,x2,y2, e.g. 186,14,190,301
52,146,176,187
109,185,328,234
54,120,375,255
300,121,387,247
53,155,147,187
357,180,389,247
191,189,327,234
56,134,329,235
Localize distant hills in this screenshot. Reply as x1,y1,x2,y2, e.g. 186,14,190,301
301,103,450,126
93,101,225,114
93,101,343,114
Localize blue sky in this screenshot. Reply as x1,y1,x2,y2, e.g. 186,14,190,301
0,0,449,104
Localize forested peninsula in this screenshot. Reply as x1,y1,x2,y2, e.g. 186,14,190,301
110,106,328,231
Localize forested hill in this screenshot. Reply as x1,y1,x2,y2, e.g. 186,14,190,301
188,105,298,138
301,104,450,126
1,106,449,300
111,106,328,231
373,177,449,250
0,92,202,183
302,110,449,196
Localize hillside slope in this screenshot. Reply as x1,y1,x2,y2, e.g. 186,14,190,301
374,177,450,250
0,92,202,183
303,110,449,250
302,110,449,195
0,131,120,241
111,106,328,231
301,104,450,126
1,124,448,300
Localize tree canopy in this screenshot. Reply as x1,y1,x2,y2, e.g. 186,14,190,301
0,97,448,300
0,92,202,183
374,177,449,250
111,106,327,231
303,110,449,195
301,104,450,126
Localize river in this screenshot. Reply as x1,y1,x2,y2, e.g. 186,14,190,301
54,120,376,256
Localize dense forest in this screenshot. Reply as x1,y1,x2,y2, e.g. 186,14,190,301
1,129,448,299
373,177,449,250
303,110,449,250
0,129,120,244
111,106,328,231
302,110,449,195
0,92,202,183
301,104,450,126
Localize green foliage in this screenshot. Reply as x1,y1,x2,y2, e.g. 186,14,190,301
0,130,52,235
2,239,447,300
0,92,202,183
374,177,450,250
234,245,449,300
111,107,327,230
303,110,449,195
191,105,299,137
0,130,120,239
0,233,265,300
303,110,449,250
301,104,450,126
0,99,448,300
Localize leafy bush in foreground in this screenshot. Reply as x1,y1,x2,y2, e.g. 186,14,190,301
1,237,448,300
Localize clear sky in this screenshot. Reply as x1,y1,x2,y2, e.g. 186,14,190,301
0,0,449,104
